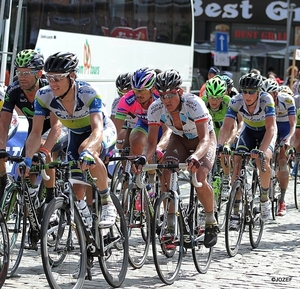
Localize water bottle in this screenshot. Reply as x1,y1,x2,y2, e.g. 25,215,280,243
246,183,252,202
146,184,155,200
212,175,221,200
76,200,92,228
135,191,142,211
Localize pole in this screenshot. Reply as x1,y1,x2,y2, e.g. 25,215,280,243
290,50,296,89
0,17,11,85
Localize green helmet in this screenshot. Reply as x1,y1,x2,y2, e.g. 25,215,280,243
14,49,44,70
206,76,227,97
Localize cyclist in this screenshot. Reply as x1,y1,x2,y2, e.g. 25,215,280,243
260,78,296,216
24,52,117,230
202,76,240,197
111,72,136,148
199,66,220,98
0,49,60,205
221,75,239,98
114,67,170,182
218,72,277,222
135,69,219,248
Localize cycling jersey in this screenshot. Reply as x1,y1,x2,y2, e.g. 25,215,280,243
275,92,296,122
202,95,230,138
3,79,51,134
226,92,275,131
294,94,300,127
35,80,113,135
115,90,160,124
148,93,214,139
111,95,137,128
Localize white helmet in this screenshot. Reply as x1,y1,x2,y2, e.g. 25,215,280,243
261,78,279,93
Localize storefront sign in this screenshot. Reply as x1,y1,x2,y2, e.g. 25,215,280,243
194,0,300,25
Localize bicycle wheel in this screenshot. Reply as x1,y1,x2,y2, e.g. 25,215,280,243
249,172,264,248
151,191,183,285
110,161,124,201
125,187,151,269
216,184,228,232
224,181,245,257
0,211,9,288
294,159,300,210
192,198,213,274
0,178,27,277
41,197,87,289
98,193,128,288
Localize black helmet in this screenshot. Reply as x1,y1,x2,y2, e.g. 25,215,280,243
115,72,132,91
155,69,182,92
239,73,263,89
44,52,79,73
14,49,44,70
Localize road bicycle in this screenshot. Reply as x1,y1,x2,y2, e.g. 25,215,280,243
109,151,157,269
292,152,300,210
209,151,230,230
0,154,60,277
225,151,265,257
0,210,9,288
40,160,128,289
137,162,213,285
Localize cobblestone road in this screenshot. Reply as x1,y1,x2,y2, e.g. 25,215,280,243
2,180,300,289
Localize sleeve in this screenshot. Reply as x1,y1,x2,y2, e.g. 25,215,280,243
34,97,50,117
115,94,132,121
187,98,210,123
148,101,163,126
285,96,296,115
1,85,15,113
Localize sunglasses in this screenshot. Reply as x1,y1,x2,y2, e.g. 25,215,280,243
207,95,223,100
159,89,178,100
132,88,150,94
16,70,39,77
45,73,70,82
241,89,258,94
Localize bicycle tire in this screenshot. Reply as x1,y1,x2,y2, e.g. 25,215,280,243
0,210,9,288
125,187,151,269
151,191,183,285
110,161,124,200
0,179,27,277
192,198,213,274
294,159,300,210
98,192,128,288
41,197,87,289
249,171,264,248
224,181,245,257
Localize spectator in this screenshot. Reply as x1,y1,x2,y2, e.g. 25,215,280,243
199,66,220,97
284,65,299,88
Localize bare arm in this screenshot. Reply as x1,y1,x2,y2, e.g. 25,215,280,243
0,111,12,149
156,123,171,151
25,115,46,158
193,121,211,160
143,125,159,161
286,114,296,145
260,115,276,153
41,112,62,153
217,116,235,145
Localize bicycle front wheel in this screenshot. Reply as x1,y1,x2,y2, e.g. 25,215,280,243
224,181,245,257
125,187,151,269
0,211,9,288
98,193,128,288
192,198,213,274
0,178,27,277
41,197,87,289
151,191,183,285
249,173,264,248
294,159,300,210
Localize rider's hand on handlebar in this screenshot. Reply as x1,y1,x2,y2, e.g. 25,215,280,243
132,156,147,174
185,154,201,173
223,144,231,155
18,157,32,176
0,149,8,160
250,148,263,159
78,150,96,169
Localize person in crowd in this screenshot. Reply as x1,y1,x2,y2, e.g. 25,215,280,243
134,69,220,248
218,72,277,223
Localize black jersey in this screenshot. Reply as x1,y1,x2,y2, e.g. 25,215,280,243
3,79,51,134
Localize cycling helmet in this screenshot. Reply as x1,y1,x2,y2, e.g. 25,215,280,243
115,72,132,91
206,77,227,96
278,85,294,97
155,69,182,92
260,78,279,93
131,67,156,89
44,52,79,73
14,49,44,70
239,73,263,89
221,75,234,89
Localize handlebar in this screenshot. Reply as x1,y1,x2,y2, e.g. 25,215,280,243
233,151,266,172
135,163,202,189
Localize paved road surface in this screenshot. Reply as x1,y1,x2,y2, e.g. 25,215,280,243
2,180,300,289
